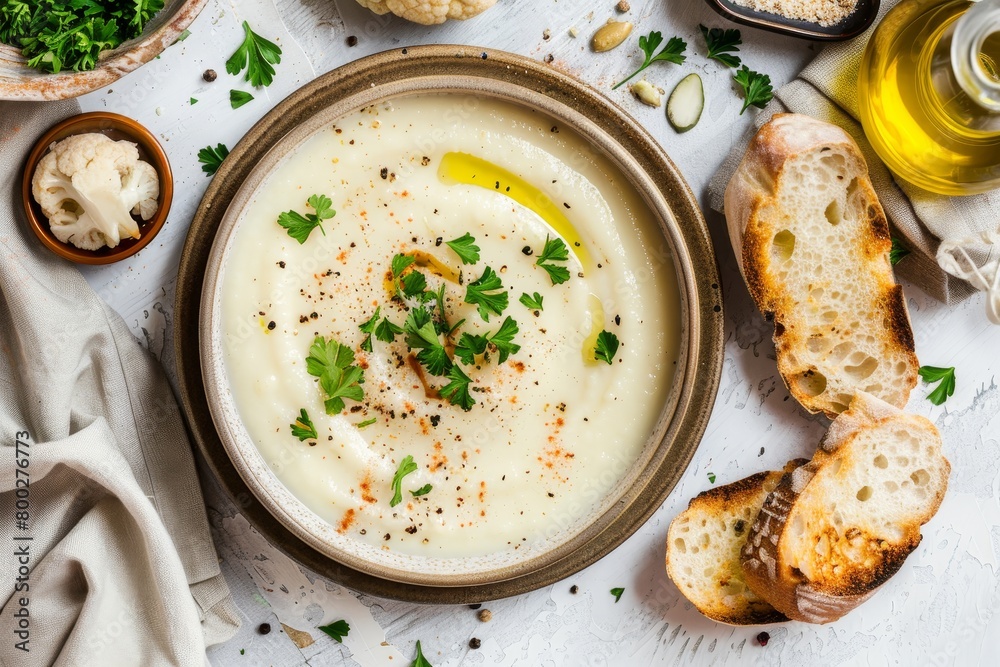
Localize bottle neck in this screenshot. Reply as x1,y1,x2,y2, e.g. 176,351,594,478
952,0,1000,111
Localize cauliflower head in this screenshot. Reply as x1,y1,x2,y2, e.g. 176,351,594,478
355,0,496,25
31,133,160,251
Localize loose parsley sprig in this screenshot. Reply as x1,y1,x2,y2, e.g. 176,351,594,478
610,587,625,603
230,89,254,109
197,143,229,176
404,307,452,376
535,236,571,285
412,641,433,667
306,336,365,414
465,266,509,321
318,620,350,643
890,237,911,266
734,66,774,114
278,194,335,244
595,330,620,364
411,483,433,498
519,292,544,311
918,365,956,405
700,25,742,68
226,20,282,88
454,317,521,365
289,409,317,441
440,364,476,411
613,31,687,90
445,233,481,265
390,455,419,507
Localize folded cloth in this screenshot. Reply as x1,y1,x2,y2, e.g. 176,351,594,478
708,0,1000,322
0,101,239,665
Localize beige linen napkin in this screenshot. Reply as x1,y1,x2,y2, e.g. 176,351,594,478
709,0,1000,322
0,101,239,665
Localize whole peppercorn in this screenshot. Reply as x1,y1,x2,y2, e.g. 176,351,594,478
258,623,271,635
477,609,492,622
203,69,217,82
469,638,481,649
346,35,358,47
757,631,770,646
569,585,579,594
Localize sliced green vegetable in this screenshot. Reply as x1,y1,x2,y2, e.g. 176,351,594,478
667,73,704,133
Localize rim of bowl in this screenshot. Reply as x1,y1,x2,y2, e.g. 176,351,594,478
21,112,173,265
0,0,209,101
179,45,724,599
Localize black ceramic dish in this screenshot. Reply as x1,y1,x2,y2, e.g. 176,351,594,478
704,0,880,41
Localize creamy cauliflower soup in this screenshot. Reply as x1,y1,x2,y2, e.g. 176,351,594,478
220,94,681,560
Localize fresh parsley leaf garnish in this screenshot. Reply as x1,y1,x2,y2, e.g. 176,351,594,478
357,417,377,428
465,266,509,321
594,330,620,365
277,194,335,244
440,364,476,412
613,31,687,90
445,232,481,265
318,619,350,643
455,332,489,365
391,253,416,277
390,455,419,507
176,29,191,42
610,587,625,603
197,143,229,176
230,89,254,109
190,97,198,105
488,316,521,363
306,336,365,415
226,21,282,88
890,237,911,266
290,409,317,441
359,307,381,353
535,236,571,285
708,472,717,484
734,66,774,114
400,270,428,298
519,292,544,311
404,307,452,376
411,483,433,497
700,25,742,68
412,640,433,667
375,316,404,343
918,365,956,405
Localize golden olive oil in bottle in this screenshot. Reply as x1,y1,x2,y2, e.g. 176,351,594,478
859,0,1000,195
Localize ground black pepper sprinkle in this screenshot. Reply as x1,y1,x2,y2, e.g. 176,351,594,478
267,321,276,330
346,35,358,46
258,623,271,635
544,53,554,63
570,585,578,594
469,638,481,649
202,69,217,82
614,314,621,326
757,632,770,646
380,167,388,179
522,246,533,256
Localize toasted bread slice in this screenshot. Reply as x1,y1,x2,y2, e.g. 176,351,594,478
740,392,950,624
724,114,918,417
666,460,806,625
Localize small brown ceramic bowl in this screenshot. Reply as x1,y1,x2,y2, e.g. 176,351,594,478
22,111,173,265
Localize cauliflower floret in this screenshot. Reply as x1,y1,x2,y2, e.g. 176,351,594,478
355,0,496,25
31,133,160,251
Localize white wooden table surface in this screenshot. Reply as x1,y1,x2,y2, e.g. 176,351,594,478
73,0,1000,664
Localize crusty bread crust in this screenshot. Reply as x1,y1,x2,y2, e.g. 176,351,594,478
666,461,806,625
724,114,918,417
739,393,950,624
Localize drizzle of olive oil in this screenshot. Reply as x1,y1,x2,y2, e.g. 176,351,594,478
580,294,605,366
438,151,592,270
859,0,1000,195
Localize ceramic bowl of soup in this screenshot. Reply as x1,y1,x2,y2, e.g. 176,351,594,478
181,45,723,599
